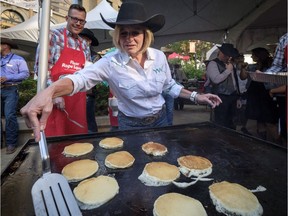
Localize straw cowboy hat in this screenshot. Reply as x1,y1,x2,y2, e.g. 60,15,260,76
1,38,19,49
100,2,165,33
161,47,173,53
217,43,235,57
79,28,99,46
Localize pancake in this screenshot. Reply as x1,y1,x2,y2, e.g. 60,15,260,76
99,137,124,149
61,159,99,182
177,155,212,177
141,142,168,156
153,192,207,216
73,175,119,210
105,151,135,169
138,162,180,186
62,142,94,157
209,181,263,216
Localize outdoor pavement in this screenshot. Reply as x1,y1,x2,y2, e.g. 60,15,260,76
1,104,261,175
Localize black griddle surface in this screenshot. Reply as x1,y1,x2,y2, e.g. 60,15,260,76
1,122,287,216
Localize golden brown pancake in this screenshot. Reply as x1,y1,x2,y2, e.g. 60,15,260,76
99,137,124,149
153,192,207,216
105,151,135,169
61,159,99,182
209,181,263,216
62,143,94,157
73,175,119,210
177,155,212,177
142,142,168,156
138,162,180,186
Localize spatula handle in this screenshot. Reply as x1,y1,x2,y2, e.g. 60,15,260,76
39,130,51,174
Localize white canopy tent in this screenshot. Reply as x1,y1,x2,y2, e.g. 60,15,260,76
0,14,54,60
1,14,52,43
1,0,286,56
0,0,118,58
135,0,287,53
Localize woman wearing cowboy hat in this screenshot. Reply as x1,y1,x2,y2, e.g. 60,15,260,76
21,1,221,142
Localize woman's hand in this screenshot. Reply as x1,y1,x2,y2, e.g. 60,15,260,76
20,89,54,142
196,93,222,108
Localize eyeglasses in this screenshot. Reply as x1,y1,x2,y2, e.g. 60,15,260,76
68,15,86,25
120,30,143,38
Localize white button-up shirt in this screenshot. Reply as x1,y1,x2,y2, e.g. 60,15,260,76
67,47,182,118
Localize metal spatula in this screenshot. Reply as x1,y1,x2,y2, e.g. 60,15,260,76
31,131,82,216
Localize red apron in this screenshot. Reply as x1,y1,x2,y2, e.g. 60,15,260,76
46,29,88,136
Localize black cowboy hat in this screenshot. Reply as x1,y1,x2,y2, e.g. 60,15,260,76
100,2,165,33
1,38,19,49
217,43,235,57
79,28,99,46
231,48,240,58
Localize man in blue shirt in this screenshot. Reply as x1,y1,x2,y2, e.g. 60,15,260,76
1,38,29,154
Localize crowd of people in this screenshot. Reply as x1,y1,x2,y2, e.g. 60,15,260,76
204,38,287,145
1,2,287,155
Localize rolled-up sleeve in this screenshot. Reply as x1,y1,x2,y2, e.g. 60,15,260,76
166,79,183,98
66,57,110,95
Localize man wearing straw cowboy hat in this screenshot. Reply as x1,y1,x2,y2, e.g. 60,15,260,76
1,38,29,154
21,1,222,142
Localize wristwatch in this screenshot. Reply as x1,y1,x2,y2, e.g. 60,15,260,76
190,91,198,104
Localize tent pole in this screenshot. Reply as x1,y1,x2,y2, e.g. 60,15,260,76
37,0,51,92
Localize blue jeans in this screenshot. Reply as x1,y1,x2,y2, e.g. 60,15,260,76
118,108,168,130
86,95,98,133
162,92,174,125
1,86,19,147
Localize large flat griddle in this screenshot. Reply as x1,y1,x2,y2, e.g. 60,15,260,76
1,122,287,216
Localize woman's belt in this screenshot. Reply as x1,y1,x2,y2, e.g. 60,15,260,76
119,107,164,125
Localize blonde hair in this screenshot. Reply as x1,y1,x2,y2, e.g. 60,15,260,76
113,25,154,53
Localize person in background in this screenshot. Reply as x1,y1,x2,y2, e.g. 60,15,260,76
1,38,29,154
206,43,240,129
269,85,287,144
160,47,174,125
173,63,187,110
21,1,221,142
34,4,91,137
257,33,287,144
240,47,279,142
79,28,100,133
233,53,251,135
262,33,287,73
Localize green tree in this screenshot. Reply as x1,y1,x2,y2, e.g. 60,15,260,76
164,40,214,80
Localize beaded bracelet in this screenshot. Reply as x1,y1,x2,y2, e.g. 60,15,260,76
190,91,198,104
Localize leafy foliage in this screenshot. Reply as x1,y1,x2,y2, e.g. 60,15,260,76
164,40,214,80
182,63,204,80
17,78,37,115
94,83,109,116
